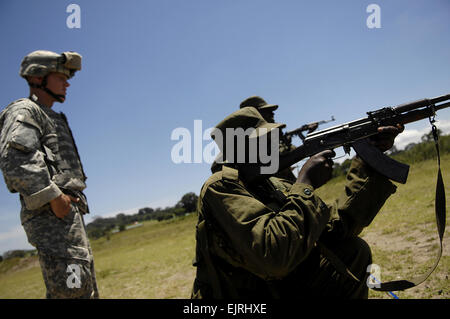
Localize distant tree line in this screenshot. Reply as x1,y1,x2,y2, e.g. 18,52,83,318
1,249,37,262
332,130,449,177
86,192,199,240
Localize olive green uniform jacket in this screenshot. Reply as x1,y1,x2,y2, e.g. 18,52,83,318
192,156,397,298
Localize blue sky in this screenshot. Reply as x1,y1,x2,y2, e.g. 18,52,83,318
0,0,449,255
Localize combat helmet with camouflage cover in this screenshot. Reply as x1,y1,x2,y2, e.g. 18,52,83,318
20,50,82,102
20,50,81,79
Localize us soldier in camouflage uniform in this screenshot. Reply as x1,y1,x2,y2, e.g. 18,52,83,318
191,106,403,299
0,50,99,298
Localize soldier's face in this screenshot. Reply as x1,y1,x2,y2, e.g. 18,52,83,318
259,109,275,123
46,72,70,101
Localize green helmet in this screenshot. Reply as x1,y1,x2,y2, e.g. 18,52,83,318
20,50,82,80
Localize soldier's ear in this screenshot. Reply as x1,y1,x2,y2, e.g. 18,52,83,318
26,76,43,85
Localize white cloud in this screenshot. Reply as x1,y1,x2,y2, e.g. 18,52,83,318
394,119,450,150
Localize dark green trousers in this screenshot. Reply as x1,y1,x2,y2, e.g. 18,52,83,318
282,236,372,299
192,236,372,299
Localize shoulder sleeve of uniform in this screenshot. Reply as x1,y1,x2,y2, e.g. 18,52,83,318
222,166,239,181
0,99,60,209
8,113,42,153
9,99,44,132
199,171,223,199
199,166,240,199
15,112,43,135
1,101,45,153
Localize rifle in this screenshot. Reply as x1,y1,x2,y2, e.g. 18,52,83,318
272,93,450,184
283,116,335,142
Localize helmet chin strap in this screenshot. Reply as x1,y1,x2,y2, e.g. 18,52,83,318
28,75,65,103
42,87,65,103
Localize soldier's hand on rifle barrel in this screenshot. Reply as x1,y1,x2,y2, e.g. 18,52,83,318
50,193,80,219
296,150,336,189
369,124,405,152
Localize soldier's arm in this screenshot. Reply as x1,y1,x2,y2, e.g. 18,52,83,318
0,108,62,210
202,178,331,280
323,156,397,239
320,125,402,239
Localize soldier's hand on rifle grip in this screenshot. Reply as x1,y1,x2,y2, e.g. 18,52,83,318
368,124,405,152
296,150,336,189
50,193,80,219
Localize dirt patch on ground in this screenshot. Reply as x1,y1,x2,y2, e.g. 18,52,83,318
7,256,40,274
364,227,449,263
362,226,450,299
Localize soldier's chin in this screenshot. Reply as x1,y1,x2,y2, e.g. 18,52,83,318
56,95,66,103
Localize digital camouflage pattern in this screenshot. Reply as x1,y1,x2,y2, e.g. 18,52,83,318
20,50,82,79
24,202,99,298
0,97,87,221
0,96,98,299
38,253,98,299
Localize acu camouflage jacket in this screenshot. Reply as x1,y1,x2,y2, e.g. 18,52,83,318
0,96,87,223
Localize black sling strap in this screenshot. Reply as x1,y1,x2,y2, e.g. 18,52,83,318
372,120,446,292
318,120,446,293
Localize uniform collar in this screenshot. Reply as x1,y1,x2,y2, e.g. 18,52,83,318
29,94,57,116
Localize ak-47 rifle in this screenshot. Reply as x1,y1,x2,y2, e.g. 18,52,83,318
271,94,450,184
265,93,449,292
283,116,335,142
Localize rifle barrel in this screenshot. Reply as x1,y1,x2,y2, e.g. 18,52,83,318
394,94,450,114
435,100,450,111
400,100,450,125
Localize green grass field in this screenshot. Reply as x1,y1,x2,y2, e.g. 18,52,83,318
1,154,449,299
